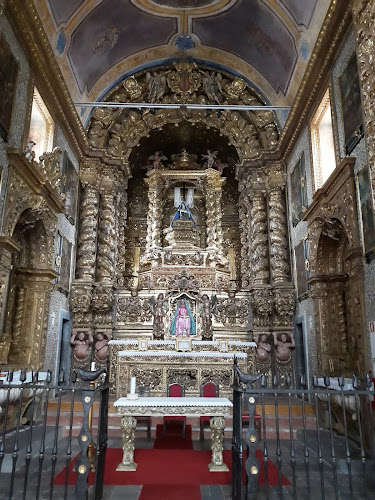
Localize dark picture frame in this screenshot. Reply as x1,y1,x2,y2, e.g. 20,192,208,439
295,239,310,299
61,153,78,224
291,153,307,226
357,166,375,259
0,34,19,141
339,53,364,155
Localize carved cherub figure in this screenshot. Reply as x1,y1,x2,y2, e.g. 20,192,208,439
94,332,111,361
148,151,167,170
24,141,36,162
273,332,295,362
201,71,222,104
150,293,168,337
146,72,166,103
255,333,271,362
201,150,218,169
70,331,93,360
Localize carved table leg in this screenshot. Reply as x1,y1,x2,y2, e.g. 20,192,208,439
116,416,138,471
208,416,228,472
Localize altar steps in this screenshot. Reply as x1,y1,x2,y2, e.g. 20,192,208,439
46,397,317,441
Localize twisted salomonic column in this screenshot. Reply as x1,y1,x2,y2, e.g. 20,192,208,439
238,181,252,287
115,178,128,286
250,189,269,284
97,170,116,282
352,0,375,205
76,182,99,280
144,172,163,260
268,187,289,283
205,170,226,263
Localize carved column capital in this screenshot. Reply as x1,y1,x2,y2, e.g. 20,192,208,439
80,157,102,186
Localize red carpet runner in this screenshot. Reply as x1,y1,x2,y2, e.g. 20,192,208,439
54,422,290,499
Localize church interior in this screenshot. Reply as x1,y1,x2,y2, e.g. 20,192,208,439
0,0,375,498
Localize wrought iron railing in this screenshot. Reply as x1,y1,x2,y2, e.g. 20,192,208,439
0,368,108,500
232,363,375,500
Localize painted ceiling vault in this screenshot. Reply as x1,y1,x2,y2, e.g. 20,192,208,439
35,0,331,116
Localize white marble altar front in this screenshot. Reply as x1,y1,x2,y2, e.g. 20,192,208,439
114,396,233,472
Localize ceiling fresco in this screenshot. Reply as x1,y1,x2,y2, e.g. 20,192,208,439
36,0,330,112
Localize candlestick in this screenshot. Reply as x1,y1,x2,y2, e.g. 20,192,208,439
91,361,96,371
130,376,136,395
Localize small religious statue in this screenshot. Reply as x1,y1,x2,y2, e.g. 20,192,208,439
170,298,196,336
24,140,36,162
94,332,111,361
201,71,222,104
171,186,196,228
148,151,167,170
150,293,168,338
201,150,218,169
255,333,271,362
200,294,212,339
146,72,166,103
273,332,295,362
70,331,93,360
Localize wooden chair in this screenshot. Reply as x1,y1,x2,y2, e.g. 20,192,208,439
163,383,186,438
137,385,151,439
199,382,219,440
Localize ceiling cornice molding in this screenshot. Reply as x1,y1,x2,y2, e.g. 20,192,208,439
278,0,352,161
6,0,88,160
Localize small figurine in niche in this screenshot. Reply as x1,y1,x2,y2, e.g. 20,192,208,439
150,293,168,337
70,331,93,360
255,333,271,362
170,298,196,336
94,332,111,361
273,332,295,362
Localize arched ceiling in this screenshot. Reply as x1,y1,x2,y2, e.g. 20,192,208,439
35,0,331,113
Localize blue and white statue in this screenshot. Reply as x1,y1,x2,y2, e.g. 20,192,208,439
171,187,196,228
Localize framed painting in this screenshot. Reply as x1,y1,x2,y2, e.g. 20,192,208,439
339,53,364,155
295,239,310,299
357,166,375,259
61,153,78,224
0,34,19,141
56,234,72,292
291,153,307,226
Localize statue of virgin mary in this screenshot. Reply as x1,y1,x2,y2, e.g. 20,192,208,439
170,298,196,336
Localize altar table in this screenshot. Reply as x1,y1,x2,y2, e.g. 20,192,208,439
114,396,233,472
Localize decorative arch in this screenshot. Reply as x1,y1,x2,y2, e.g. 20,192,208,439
86,62,280,171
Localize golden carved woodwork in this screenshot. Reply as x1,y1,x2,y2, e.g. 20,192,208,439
303,157,369,375
352,0,375,206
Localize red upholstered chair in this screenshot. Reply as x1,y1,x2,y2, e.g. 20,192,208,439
200,382,219,440
163,383,186,438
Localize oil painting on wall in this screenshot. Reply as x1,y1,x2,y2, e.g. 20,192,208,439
61,153,78,224
339,53,363,154
295,239,310,299
0,35,18,141
291,153,307,226
357,166,375,258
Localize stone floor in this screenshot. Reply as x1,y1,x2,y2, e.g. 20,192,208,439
0,424,374,499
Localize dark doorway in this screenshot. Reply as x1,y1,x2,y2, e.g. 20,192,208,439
58,314,72,385
294,321,306,389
